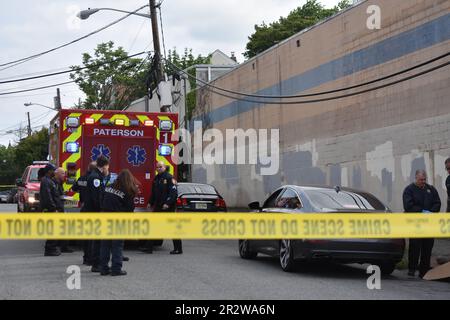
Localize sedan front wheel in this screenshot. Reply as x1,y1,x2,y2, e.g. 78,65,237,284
239,240,257,259
280,240,296,272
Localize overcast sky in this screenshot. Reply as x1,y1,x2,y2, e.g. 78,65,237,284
0,0,341,146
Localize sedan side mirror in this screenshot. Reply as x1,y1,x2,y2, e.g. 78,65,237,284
15,178,24,187
248,201,261,211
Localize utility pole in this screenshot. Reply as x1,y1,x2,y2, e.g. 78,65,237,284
26,112,32,137
54,88,62,110
149,0,168,112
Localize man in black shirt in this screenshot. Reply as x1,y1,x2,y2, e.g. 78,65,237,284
82,156,109,272
53,167,74,253
72,162,96,265
40,164,61,256
445,158,450,212
402,170,441,278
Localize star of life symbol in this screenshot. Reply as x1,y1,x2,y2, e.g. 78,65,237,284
127,145,146,166
91,144,111,161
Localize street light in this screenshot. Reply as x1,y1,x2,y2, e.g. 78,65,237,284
24,103,58,111
77,7,151,20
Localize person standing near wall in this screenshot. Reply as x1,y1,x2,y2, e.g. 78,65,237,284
402,170,441,278
445,158,450,212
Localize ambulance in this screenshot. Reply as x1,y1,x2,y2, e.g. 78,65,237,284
49,109,178,209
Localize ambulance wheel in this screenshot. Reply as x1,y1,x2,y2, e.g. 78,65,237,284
153,240,163,247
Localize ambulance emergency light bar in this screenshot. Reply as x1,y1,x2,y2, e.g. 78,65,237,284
158,144,172,156
66,117,80,128
159,120,173,131
84,118,152,126
65,142,80,153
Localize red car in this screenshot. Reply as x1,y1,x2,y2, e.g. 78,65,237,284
16,162,48,212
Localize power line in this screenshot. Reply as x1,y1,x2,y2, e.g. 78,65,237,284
0,50,151,96
0,5,149,71
166,51,450,99
0,51,149,84
0,89,81,100
0,81,75,96
0,110,54,133
199,60,450,105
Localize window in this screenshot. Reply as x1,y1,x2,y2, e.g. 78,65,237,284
29,168,41,183
305,189,386,211
22,168,30,182
177,184,217,195
263,189,283,209
275,188,302,209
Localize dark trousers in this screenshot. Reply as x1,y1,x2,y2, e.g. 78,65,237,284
83,240,91,263
90,240,101,268
173,239,182,251
100,240,124,273
408,238,434,274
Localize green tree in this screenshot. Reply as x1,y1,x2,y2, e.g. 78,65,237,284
0,144,18,185
70,41,149,110
166,48,211,120
13,128,49,175
244,0,351,59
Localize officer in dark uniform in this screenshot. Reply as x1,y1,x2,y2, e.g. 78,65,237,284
141,161,179,254
403,170,441,278
82,156,110,272
99,169,138,276
72,161,97,265
445,158,450,212
40,163,61,256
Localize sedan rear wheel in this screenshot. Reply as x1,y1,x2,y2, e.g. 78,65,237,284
379,261,396,276
280,240,296,272
239,240,257,259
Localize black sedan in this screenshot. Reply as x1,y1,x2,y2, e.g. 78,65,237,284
176,183,227,212
239,185,405,275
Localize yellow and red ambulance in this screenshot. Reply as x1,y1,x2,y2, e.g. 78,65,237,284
49,109,178,209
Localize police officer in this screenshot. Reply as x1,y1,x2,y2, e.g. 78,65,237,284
82,156,110,272
99,169,138,276
403,170,441,278
445,158,450,212
40,163,62,256
72,161,97,265
141,161,180,254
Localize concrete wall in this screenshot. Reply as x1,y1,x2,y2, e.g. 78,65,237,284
191,0,450,211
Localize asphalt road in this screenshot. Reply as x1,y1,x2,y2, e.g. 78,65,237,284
0,204,449,300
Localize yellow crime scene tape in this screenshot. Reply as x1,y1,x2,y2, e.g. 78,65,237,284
0,213,449,240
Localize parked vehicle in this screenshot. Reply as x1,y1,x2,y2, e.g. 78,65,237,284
7,188,17,203
16,162,48,212
0,190,9,203
240,185,405,275
176,183,227,212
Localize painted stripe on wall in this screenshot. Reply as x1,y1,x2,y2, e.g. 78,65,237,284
191,13,450,129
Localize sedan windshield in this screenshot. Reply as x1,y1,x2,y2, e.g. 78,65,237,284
304,189,386,211
178,184,217,195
